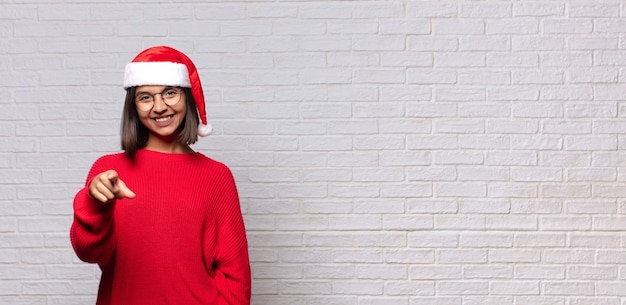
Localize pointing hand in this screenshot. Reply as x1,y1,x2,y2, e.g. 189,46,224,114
89,170,136,204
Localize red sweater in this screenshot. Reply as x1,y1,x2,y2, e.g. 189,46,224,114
70,150,251,305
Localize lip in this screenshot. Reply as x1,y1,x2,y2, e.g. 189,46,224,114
151,114,175,127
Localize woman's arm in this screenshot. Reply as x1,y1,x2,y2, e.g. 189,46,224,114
212,166,252,305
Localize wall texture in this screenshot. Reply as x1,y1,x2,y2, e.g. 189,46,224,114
2,1,626,304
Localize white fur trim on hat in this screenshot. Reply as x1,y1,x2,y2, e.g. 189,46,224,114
124,61,191,89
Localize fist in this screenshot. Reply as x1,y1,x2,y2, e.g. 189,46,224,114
89,170,136,204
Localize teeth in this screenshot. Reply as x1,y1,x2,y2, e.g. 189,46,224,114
155,116,172,122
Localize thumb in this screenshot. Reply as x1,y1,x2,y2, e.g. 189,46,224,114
106,170,119,184
107,171,136,200
116,179,136,199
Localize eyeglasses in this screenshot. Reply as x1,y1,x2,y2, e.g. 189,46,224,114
135,87,183,112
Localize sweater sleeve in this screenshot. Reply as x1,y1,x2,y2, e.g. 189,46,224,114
69,160,117,266
211,166,252,305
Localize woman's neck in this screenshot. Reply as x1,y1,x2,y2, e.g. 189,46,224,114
144,135,194,154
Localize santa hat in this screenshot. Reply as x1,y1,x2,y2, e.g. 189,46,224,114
123,46,213,137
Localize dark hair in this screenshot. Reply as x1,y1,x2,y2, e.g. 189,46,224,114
120,87,200,158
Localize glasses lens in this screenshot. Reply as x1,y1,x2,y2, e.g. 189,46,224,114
162,88,182,106
135,94,154,112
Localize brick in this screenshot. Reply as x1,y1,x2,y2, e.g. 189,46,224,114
329,183,379,199
409,231,458,248
274,54,326,69
0,5,37,20
301,136,353,151
491,281,541,295
488,183,538,198
487,53,538,67
407,102,456,117
569,37,619,50
436,87,486,101
434,152,484,165
359,297,409,305
566,201,617,214
353,167,404,182
355,264,406,280
516,265,564,280
489,249,540,263
569,3,620,17
459,233,513,248
247,36,298,52
542,53,592,67
543,281,594,296
459,36,510,52
334,280,382,295
328,52,379,67
486,20,538,34
354,199,404,214
407,167,456,182
304,264,353,279
407,2,456,18
277,183,327,198
195,5,245,20
329,86,378,102
0,265,44,280
460,3,510,18
275,152,327,167
326,20,378,35
460,200,510,214
433,20,484,35
379,118,430,134
438,280,489,295
513,3,564,17
382,215,432,231
434,119,485,134
435,215,486,230
299,37,352,52
570,233,620,249
488,87,539,101
512,36,565,51
221,21,273,37
353,69,405,84
463,265,513,279
380,20,430,35
407,37,458,52
515,233,566,247
248,137,299,151
506,199,555,219
300,68,352,85
246,3,297,18
277,216,328,231
302,169,352,182
540,216,592,231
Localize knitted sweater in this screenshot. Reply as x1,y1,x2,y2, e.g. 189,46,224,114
70,149,251,305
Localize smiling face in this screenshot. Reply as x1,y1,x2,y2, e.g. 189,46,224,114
135,85,187,144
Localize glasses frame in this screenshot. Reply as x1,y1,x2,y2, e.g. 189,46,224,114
134,87,184,112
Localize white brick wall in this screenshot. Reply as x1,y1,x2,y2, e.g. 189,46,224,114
2,0,626,304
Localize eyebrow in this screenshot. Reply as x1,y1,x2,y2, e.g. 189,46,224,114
135,87,177,95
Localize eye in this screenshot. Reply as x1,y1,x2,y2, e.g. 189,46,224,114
136,94,152,102
163,89,179,98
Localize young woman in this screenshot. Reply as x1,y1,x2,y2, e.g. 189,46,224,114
70,46,251,305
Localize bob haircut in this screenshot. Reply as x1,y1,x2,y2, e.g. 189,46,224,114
120,87,200,158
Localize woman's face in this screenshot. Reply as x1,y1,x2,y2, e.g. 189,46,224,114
134,85,187,140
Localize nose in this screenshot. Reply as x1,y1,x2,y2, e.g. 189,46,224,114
152,94,168,112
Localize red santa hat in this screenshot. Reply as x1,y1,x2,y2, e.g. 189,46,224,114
123,46,213,137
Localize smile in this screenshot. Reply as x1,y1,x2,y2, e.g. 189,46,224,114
153,115,173,123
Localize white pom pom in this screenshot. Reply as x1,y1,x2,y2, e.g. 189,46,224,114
198,123,213,137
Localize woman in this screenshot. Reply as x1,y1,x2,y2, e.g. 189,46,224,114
70,46,251,305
